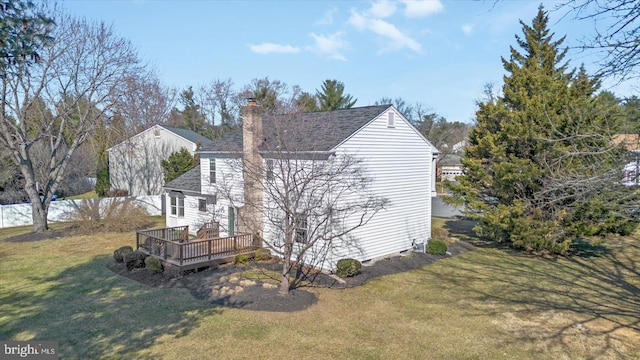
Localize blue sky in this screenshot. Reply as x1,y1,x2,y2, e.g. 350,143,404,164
63,0,637,123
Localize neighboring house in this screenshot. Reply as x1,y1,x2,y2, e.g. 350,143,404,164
164,103,439,270
108,125,213,196
614,134,640,186
437,154,463,182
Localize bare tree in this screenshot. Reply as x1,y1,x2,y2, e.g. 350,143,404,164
198,78,242,135
216,104,388,295
239,77,300,114
560,0,640,81
112,71,177,139
0,8,141,232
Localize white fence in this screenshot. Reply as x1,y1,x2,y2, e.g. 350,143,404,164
0,195,162,229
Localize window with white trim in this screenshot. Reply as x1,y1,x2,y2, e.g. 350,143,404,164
266,159,274,182
198,199,207,212
294,213,308,244
170,196,185,217
209,158,216,184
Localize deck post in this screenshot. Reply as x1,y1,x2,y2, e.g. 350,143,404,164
163,240,168,260
208,240,212,260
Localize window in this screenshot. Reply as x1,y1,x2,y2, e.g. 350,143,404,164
294,213,308,244
198,199,207,212
387,112,395,127
266,159,274,182
153,128,160,137
170,195,184,218
209,158,216,184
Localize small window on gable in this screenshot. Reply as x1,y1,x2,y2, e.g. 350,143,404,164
153,128,161,137
387,112,395,128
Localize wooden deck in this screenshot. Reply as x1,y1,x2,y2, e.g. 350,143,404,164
136,227,256,273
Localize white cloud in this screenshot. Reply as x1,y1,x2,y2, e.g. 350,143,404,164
369,0,397,18
308,32,348,61
348,8,422,53
368,19,422,52
316,8,337,25
249,43,301,54
400,0,443,18
462,24,474,36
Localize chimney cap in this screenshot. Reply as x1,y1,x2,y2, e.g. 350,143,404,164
246,97,257,106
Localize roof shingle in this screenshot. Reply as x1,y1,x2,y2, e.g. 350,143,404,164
198,105,391,154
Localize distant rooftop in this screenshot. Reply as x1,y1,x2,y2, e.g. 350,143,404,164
160,125,213,146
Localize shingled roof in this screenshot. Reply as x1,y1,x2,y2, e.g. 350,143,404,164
164,166,201,194
160,125,213,146
198,105,392,154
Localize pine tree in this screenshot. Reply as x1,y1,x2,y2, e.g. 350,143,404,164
447,5,636,253
161,148,197,184
316,79,357,110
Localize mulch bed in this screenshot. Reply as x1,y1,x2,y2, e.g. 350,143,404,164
107,241,475,313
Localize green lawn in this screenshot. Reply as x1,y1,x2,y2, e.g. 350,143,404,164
1,219,638,359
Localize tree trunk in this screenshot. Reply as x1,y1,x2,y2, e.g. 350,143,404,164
25,186,49,233
31,202,49,233
279,240,292,295
279,266,290,296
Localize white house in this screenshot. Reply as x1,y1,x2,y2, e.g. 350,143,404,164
164,103,439,270
438,154,463,182
108,125,212,197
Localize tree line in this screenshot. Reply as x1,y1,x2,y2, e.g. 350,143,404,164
0,1,468,233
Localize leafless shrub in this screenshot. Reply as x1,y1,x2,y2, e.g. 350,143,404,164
72,198,152,233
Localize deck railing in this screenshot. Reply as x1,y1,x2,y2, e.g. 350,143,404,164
136,226,254,266
137,226,189,243
196,221,219,240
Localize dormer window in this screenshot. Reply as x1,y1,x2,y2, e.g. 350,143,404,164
387,112,395,128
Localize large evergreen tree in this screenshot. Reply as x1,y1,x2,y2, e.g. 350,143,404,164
316,79,356,110
448,5,637,253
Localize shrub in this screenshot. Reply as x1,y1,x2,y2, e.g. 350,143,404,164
113,246,133,263
336,258,361,278
72,198,153,234
144,257,163,273
617,221,638,236
234,254,250,266
254,248,271,261
123,250,148,271
427,239,448,255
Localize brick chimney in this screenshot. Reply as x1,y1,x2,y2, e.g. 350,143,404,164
241,98,264,243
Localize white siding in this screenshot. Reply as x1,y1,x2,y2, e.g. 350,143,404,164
327,107,433,266
168,155,244,237
164,106,435,270
109,126,198,197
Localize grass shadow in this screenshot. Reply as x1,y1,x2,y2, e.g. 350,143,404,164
0,254,220,358
418,232,640,358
